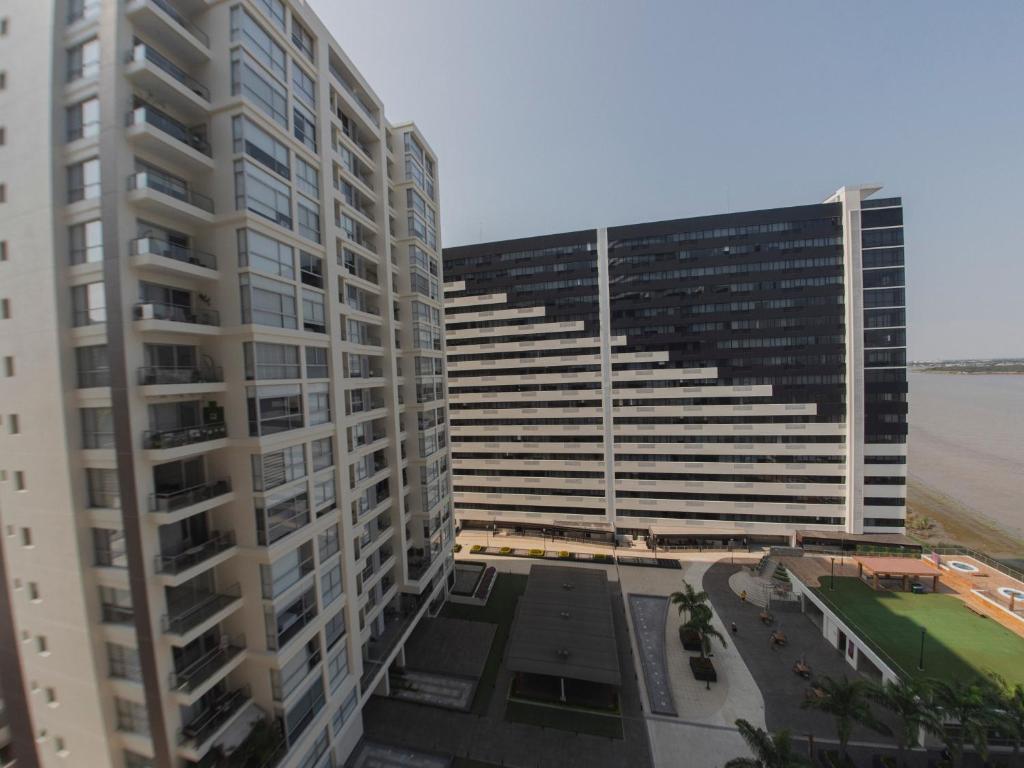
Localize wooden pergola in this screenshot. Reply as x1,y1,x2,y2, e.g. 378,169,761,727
854,556,940,592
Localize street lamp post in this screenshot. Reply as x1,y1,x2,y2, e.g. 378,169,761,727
830,557,836,591
918,628,926,671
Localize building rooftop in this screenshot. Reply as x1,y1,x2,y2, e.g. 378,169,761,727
505,565,621,686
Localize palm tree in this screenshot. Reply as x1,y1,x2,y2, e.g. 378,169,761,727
868,678,931,767
725,718,811,768
801,675,887,760
924,678,997,768
670,580,710,622
683,606,727,659
987,673,1024,763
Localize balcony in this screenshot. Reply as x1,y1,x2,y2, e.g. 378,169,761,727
125,0,210,64
125,43,210,120
126,105,213,172
163,583,242,640
133,301,220,335
256,497,311,548
127,168,215,225
156,531,237,578
138,363,225,397
144,422,226,452
150,479,232,519
178,686,258,758
101,604,135,626
170,635,246,697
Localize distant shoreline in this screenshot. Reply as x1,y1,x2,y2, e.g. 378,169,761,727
911,368,1024,375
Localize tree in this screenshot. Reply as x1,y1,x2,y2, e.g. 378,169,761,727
683,605,727,659
868,678,932,767
725,718,811,768
670,580,710,622
923,679,997,768
801,675,887,760
987,674,1024,763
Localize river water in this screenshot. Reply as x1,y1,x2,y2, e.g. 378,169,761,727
908,372,1024,541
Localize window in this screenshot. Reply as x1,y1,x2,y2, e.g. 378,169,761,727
71,281,105,326
76,345,109,388
255,0,285,30
240,273,297,329
86,467,120,508
320,563,341,607
291,19,314,62
231,49,288,127
100,586,133,624
313,476,335,513
305,347,328,378
67,0,100,23
115,699,149,736
37,636,48,654
230,6,286,81
67,97,99,142
299,251,323,288
81,407,114,449
238,228,294,278
307,383,330,426
318,525,339,562
296,199,321,244
311,437,333,472
67,38,99,82
233,116,289,178
124,752,153,768
292,61,316,107
247,384,303,436
0,298,8,319
67,158,100,202
244,342,300,380
20,526,30,544
324,609,345,650
261,542,313,600
302,289,325,333
3,356,12,376
93,528,127,568
284,677,325,744
235,159,292,227
332,688,358,734
69,220,103,264
268,585,317,649
327,646,348,692
293,104,317,153
252,444,306,492
294,155,319,199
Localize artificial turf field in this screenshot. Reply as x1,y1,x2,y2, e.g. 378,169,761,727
813,576,1024,686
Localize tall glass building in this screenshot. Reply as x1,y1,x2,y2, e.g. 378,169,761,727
443,186,907,547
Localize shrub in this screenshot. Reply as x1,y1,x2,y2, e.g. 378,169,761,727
593,554,611,563
499,547,512,555
558,551,571,559
689,656,717,682
454,544,462,553
470,545,483,554
529,549,544,557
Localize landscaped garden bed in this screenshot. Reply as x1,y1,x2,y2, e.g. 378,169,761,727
459,545,676,568
689,656,717,683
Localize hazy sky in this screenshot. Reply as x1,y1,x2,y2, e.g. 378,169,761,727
310,0,1024,361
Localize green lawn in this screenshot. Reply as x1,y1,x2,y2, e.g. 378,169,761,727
813,577,1024,686
441,573,527,715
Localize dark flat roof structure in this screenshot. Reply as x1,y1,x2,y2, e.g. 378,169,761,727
505,565,621,686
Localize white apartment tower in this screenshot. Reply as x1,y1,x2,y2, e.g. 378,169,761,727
0,1,454,767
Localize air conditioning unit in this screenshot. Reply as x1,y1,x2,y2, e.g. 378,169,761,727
136,303,156,320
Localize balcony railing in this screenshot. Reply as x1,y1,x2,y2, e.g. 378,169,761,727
163,583,241,636
156,531,236,575
131,236,217,269
78,369,112,388
256,498,311,547
150,478,231,513
138,364,223,386
178,685,250,747
128,42,210,101
143,422,227,450
133,302,220,326
127,106,211,156
149,0,210,47
101,604,135,625
128,169,214,213
169,635,245,694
